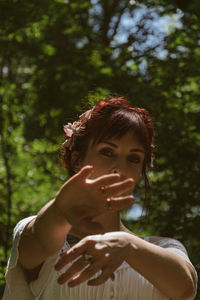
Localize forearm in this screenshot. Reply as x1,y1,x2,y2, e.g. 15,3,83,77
19,199,71,269
125,234,196,300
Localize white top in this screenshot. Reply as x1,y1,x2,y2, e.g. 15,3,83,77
3,216,198,300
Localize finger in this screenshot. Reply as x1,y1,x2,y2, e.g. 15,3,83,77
109,195,134,211
55,236,98,271
87,266,116,286
57,256,89,284
68,259,103,287
92,173,121,187
55,241,89,271
104,178,135,197
74,165,93,182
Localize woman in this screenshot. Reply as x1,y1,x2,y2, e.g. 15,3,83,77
3,97,197,300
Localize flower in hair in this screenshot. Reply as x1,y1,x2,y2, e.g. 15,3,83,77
63,109,93,150
63,121,81,150
64,121,81,137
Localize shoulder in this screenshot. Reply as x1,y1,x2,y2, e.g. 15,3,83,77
14,216,36,236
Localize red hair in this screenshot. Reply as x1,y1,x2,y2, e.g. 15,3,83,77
61,96,154,195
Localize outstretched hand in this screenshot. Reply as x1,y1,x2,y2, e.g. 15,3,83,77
54,165,135,233
55,232,132,286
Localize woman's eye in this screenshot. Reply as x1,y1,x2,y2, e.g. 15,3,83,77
99,148,114,157
128,155,141,164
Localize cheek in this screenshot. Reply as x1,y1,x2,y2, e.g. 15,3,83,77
130,166,143,182
90,163,111,179
82,155,109,178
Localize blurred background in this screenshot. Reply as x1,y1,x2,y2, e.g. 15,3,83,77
0,0,199,298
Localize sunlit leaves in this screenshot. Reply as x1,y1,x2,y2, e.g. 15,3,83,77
0,0,200,297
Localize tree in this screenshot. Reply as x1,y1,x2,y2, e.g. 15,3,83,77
0,0,199,297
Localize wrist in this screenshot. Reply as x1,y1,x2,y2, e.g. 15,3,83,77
52,198,72,225
124,233,139,262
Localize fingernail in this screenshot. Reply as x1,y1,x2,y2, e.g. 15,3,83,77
58,277,64,284
55,263,60,270
110,273,115,281
68,281,75,287
86,165,93,169
129,178,134,183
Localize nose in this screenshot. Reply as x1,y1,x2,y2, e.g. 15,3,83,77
113,169,118,174
111,163,127,181
112,169,125,180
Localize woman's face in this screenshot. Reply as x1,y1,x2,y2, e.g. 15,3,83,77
81,131,145,189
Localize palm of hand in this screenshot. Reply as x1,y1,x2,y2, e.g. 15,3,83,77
55,166,134,234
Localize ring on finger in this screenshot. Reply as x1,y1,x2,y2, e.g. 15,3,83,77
83,254,93,264
100,186,106,194
107,198,112,210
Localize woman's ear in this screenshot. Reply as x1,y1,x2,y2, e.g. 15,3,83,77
71,151,83,173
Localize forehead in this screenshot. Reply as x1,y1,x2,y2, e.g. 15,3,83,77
92,131,145,150
88,109,148,149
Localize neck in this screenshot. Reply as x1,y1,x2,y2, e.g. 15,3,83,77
94,211,120,232
69,211,120,239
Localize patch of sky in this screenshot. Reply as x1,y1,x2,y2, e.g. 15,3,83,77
126,59,134,67
186,206,200,218
129,0,137,5
76,37,89,49
126,203,143,220
169,53,177,59
176,45,187,52
110,5,160,48
156,49,168,59
122,193,146,220
90,0,100,5
111,48,121,60
112,4,183,59
125,193,147,220
89,0,102,31
191,206,200,216
2,66,8,74
152,13,183,34
89,1,184,60
138,58,147,75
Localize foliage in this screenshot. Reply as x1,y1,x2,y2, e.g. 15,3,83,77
0,0,200,298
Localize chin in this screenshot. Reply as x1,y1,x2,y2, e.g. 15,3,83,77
70,222,106,238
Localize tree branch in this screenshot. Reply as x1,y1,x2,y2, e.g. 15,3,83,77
0,71,13,262
101,0,122,45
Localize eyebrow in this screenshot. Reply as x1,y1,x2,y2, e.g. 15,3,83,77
101,141,145,153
